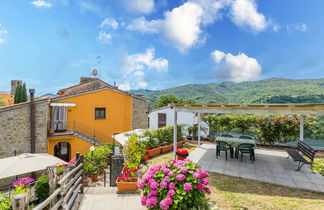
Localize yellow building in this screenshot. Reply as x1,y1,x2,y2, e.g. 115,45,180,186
0,92,13,106
47,78,150,161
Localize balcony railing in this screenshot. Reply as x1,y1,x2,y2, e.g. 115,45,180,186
48,120,111,144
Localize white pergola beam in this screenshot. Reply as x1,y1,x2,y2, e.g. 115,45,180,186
300,115,304,141
173,108,177,160
197,112,201,147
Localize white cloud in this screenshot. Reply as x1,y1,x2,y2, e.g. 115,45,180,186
119,82,131,91
211,50,262,82
31,0,52,8
97,31,112,44
123,48,168,76
0,24,8,44
191,0,229,25
229,0,272,32
124,0,154,14
287,23,308,33
100,18,119,30
127,2,204,52
127,17,160,34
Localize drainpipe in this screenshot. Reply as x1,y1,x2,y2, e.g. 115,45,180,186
29,89,36,153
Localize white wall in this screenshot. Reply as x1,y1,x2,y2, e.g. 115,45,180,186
149,107,209,138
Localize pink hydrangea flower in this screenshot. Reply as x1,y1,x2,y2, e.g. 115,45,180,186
193,170,201,179
176,174,186,181
168,171,174,176
138,181,145,189
146,196,158,208
164,169,171,175
148,190,158,197
141,196,148,205
204,187,211,195
180,167,188,174
160,197,173,210
183,183,193,192
160,181,168,189
200,169,209,178
168,189,175,196
197,183,204,191
201,178,208,185
149,181,159,190
169,182,175,189
163,176,170,182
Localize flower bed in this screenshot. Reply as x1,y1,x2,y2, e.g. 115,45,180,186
161,144,173,154
138,159,210,210
116,168,139,192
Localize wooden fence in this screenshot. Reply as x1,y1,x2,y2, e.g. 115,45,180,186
33,153,84,210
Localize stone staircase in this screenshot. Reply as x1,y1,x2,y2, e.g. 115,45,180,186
74,131,102,146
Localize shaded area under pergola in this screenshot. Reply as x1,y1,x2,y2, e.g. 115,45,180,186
171,103,324,159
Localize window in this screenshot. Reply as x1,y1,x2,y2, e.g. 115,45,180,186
158,113,166,128
95,108,106,119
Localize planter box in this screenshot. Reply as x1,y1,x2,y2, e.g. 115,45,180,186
83,177,91,187
116,177,138,192
161,144,173,153
149,147,161,157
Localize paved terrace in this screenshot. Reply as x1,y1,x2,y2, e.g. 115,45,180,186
188,144,324,192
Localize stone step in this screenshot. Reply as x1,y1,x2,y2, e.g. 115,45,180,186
84,187,117,195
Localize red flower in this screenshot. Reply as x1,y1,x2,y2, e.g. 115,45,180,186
143,157,149,161
145,148,150,151
133,168,138,172
147,152,151,156
123,168,127,172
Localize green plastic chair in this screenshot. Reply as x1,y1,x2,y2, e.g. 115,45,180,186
216,141,233,160
238,143,255,163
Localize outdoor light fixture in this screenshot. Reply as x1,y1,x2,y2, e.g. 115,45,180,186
90,146,95,158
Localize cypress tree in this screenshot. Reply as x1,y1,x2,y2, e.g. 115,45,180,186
20,83,28,102
14,84,22,104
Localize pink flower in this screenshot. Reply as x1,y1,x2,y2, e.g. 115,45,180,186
180,167,188,174
193,170,201,179
176,174,186,181
146,196,158,208
163,176,170,182
183,183,193,192
169,182,175,190
168,171,174,176
164,169,171,175
149,181,159,190
204,187,211,195
201,178,208,185
197,183,204,191
168,189,175,196
148,190,158,197
200,169,209,178
160,181,168,189
141,196,148,205
159,197,173,210
138,181,145,189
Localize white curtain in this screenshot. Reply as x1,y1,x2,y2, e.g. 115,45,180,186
51,106,67,131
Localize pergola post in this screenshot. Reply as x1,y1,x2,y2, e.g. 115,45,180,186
299,115,304,141
197,112,201,147
173,107,177,160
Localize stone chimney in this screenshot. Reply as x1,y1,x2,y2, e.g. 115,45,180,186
11,80,23,95
80,77,96,84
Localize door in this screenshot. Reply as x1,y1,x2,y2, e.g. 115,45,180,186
54,142,71,162
51,106,67,132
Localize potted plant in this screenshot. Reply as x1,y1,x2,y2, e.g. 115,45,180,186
91,167,100,182
116,168,138,192
161,143,173,153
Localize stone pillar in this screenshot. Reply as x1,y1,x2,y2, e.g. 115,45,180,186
109,154,124,187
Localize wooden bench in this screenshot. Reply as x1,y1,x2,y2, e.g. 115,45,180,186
285,141,316,171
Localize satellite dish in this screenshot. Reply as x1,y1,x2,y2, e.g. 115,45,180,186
91,69,98,77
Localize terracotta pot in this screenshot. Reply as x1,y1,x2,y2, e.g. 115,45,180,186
161,144,173,153
116,177,138,192
83,177,91,187
148,147,161,157
91,174,98,182
48,129,55,135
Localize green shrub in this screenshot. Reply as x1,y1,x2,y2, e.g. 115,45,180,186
0,192,11,210
35,175,50,203
313,159,324,176
84,144,112,172
142,125,184,147
123,135,146,169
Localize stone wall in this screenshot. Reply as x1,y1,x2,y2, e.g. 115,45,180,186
132,96,150,129
0,100,50,158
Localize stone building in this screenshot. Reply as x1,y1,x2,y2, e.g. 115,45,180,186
0,99,50,158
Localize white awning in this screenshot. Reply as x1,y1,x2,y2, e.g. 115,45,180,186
50,102,76,107
0,153,67,179
112,129,144,146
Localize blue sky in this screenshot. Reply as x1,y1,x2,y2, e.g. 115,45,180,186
0,0,324,95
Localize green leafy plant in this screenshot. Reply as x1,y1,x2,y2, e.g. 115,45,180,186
84,144,112,173
35,175,50,203
313,159,324,176
123,135,146,169
13,184,30,196
138,159,211,209
0,192,12,210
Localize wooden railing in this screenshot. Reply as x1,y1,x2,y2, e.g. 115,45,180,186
33,153,84,210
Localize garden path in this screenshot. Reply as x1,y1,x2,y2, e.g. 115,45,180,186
189,144,324,192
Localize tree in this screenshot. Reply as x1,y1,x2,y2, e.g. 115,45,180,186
0,100,5,107
14,84,22,104
154,94,196,108
20,83,28,102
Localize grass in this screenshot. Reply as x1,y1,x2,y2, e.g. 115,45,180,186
145,143,324,210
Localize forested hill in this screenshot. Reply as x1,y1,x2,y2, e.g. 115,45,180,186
131,78,324,104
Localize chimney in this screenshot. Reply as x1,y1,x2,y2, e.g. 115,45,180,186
11,80,23,95
80,77,96,84
29,89,36,153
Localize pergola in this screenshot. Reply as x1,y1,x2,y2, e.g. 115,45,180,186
171,103,324,159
